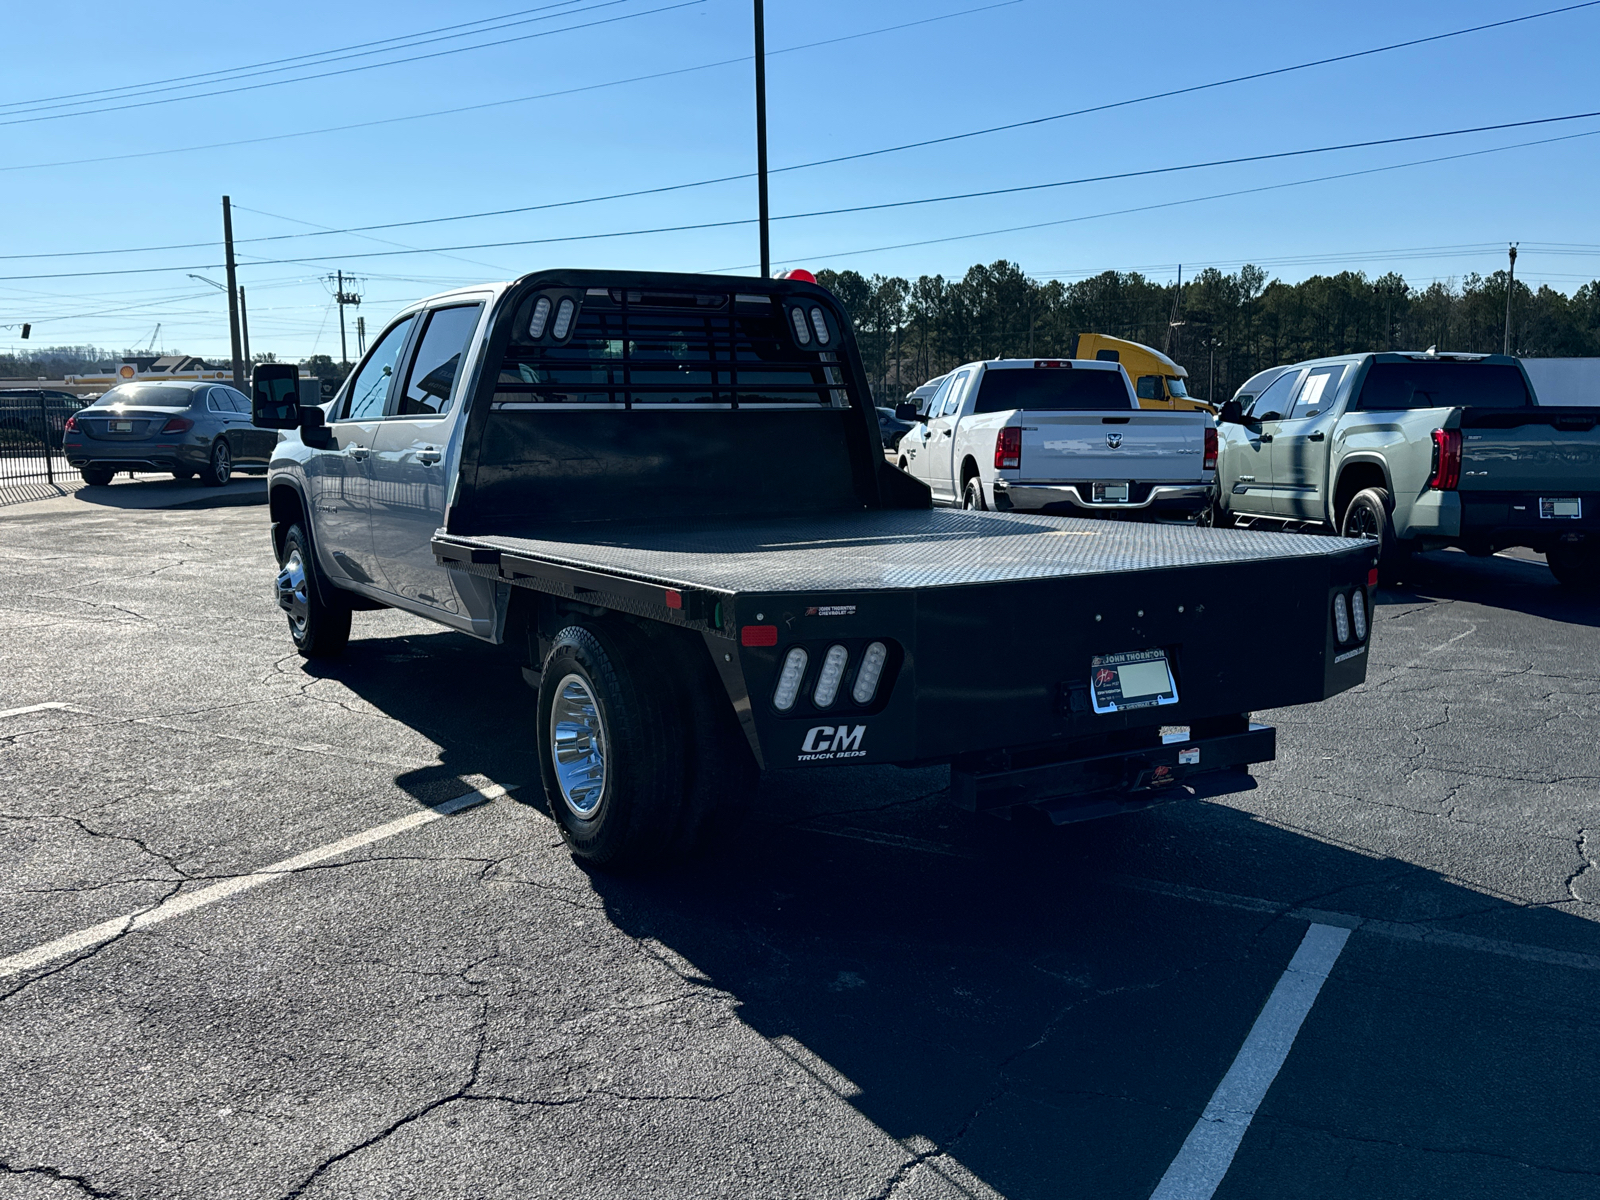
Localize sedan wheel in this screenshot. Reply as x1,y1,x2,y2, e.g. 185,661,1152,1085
202,439,231,487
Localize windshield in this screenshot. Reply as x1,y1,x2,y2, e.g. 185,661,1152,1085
973,367,1131,413
1166,377,1189,398
88,385,195,409
1356,362,1530,410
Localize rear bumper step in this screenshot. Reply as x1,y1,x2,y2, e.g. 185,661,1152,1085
950,722,1276,820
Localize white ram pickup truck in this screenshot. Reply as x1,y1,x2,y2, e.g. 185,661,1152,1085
894,358,1216,519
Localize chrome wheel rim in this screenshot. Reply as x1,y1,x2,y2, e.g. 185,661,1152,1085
276,548,310,635
550,673,607,819
213,441,231,483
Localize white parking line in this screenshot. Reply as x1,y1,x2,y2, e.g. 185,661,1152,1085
1148,923,1350,1200
0,785,505,978
0,702,79,719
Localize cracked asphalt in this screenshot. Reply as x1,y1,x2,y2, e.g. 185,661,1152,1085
1,502,1598,1199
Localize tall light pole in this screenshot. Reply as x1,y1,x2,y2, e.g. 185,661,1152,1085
222,196,244,389
1503,243,1518,356
753,0,770,278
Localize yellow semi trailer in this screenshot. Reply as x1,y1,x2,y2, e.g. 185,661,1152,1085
1071,334,1213,414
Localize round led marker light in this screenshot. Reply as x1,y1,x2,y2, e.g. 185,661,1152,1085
810,307,830,344
552,297,576,339
1333,593,1351,644
791,307,812,344
812,644,849,708
852,641,888,705
528,296,552,338
772,647,808,711
1351,589,1368,642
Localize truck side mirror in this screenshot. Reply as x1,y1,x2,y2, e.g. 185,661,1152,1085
894,401,919,421
252,363,303,429
1219,399,1244,425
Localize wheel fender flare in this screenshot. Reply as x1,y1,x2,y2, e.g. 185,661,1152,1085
1330,453,1393,527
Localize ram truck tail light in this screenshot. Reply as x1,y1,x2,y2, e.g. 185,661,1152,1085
995,426,1021,470
1429,428,1461,490
1203,425,1218,471
161,417,194,434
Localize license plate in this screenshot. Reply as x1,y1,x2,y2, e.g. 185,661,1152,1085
109,420,133,433
1540,497,1581,519
1090,649,1178,714
1093,481,1130,503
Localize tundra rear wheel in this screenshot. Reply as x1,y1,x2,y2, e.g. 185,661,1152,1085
1548,542,1600,591
1341,486,1410,584
962,477,987,511
538,624,686,867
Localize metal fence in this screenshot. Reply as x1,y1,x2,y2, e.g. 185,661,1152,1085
0,390,76,492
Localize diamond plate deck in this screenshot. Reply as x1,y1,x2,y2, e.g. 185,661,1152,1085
438,509,1364,595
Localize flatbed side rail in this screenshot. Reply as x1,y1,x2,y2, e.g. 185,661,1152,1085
433,533,736,638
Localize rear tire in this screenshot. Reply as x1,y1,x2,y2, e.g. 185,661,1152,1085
962,477,988,511
202,439,232,487
1548,542,1600,591
1341,487,1411,584
79,468,113,487
538,623,687,868
277,523,351,658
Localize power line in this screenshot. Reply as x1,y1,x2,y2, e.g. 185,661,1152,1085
0,0,703,130
0,0,587,116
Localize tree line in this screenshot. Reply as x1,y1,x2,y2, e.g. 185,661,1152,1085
815,261,1600,405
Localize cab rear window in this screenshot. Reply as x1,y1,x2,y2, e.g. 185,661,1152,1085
1356,363,1531,410
972,368,1131,413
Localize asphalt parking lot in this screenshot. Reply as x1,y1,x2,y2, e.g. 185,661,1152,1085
2,502,1598,1199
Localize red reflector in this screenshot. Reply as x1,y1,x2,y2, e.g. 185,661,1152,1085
1203,425,1218,472
995,425,1022,471
1034,359,1066,368
1368,568,1380,587
664,589,683,610
775,268,817,284
740,625,778,647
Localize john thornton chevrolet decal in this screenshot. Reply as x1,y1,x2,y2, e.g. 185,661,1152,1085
806,605,858,617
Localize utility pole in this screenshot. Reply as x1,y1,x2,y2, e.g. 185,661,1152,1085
222,196,244,389
238,286,251,370
356,316,366,357
331,270,361,370
753,0,770,278
1164,264,1184,356
1503,243,1518,356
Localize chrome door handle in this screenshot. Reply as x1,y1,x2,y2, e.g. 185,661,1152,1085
1308,431,1326,442
348,444,369,460
418,447,442,465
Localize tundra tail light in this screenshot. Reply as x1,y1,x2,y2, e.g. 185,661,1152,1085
1203,425,1218,471
995,426,1021,470
812,644,849,708
851,641,888,705
1351,589,1368,642
1428,428,1461,490
160,417,194,434
1332,593,1352,643
772,647,808,711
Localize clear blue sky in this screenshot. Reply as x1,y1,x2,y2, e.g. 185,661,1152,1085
3,0,1598,362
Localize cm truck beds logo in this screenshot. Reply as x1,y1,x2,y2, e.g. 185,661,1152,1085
798,725,867,761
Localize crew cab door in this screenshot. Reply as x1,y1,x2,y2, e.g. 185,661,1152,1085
1272,364,1345,519
902,372,956,486
367,301,485,612
1222,367,1300,517
923,368,971,501
311,314,416,589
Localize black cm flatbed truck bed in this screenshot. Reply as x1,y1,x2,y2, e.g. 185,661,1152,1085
434,507,1375,821
256,265,1375,865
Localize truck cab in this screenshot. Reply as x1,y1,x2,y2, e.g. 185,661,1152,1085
1072,334,1212,414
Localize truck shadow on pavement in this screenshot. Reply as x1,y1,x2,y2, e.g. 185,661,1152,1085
1377,548,1600,628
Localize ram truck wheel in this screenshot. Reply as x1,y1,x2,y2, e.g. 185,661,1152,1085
1341,487,1410,585
538,623,688,867
277,523,351,658
963,477,987,511
1548,542,1600,591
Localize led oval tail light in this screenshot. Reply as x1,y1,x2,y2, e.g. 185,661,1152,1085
791,307,812,344
528,296,552,338
852,641,888,705
552,297,576,340
1333,593,1352,644
812,644,849,708
1351,589,1368,641
809,307,830,345
773,647,808,711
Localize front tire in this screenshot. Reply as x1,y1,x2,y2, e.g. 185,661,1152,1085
202,438,232,487
1548,542,1600,591
277,523,351,658
538,624,687,867
1341,487,1410,584
962,477,988,511
79,468,113,487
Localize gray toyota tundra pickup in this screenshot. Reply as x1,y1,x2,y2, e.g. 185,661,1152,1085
1213,350,1600,586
